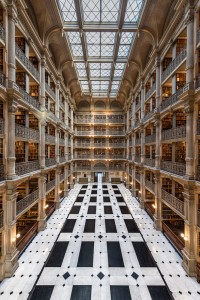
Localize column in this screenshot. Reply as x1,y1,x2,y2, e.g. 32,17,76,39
55,168,61,209
4,183,18,277
141,126,145,164
39,55,46,169
186,6,194,86
140,81,145,120
153,173,162,230
132,165,136,196
63,165,68,197
70,105,74,131
65,97,69,127
38,173,47,231
7,3,17,179
155,54,161,109
140,168,145,209
39,119,46,168
55,80,60,119
182,183,196,276
55,128,60,164
70,162,74,189
155,116,161,169
185,103,195,179
71,135,73,160
65,132,69,161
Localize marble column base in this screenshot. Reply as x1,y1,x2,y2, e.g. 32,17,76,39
38,218,47,231
55,201,60,209
153,216,162,231
182,248,196,276
4,249,19,278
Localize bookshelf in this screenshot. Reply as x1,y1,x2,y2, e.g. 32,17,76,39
0,139,3,164
15,141,25,163
175,142,185,163
162,143,172,160
176,39,187,54
0,9,3,25
30,85,39,99
50,145,55,158
176,73,186,89
29,57,38,69
28,143,38,161
175,182,184,201
15,109,26,126
16,72,26,90
15,37,25,52
162,114,172,130
17,182,26,201
162,57,172,71
29,179,38,193
0,100,3,119
29,113,38,130
162,178,172,193
175,109,186,127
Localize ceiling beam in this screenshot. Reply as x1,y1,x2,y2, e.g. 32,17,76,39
79,76,121,81
63,23,138,32
73,57,127,63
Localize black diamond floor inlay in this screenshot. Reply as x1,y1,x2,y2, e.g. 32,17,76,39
131,272,139,280
63,271,70,280
97,272,105,280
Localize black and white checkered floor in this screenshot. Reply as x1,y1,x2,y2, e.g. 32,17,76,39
0,182,199,300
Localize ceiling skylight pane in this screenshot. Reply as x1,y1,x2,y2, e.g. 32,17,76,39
118,45,130,57
66,32,83,57
58,0,77,22
102,0,120,22
82,0,100,22
125,0,143,23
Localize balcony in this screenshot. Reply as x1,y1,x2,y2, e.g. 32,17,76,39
16,189,39,216
76,116,125,124
60,101,65,110
15,44,40,81
16,160,40,175
76,142,91,147
0,165,4,181
143,111,154,123
0,210,3,229
46,157,57,167
161,48,187,82
0,72,6,88
60,156,66,163
145,82,156,100
48,111,59,123
162,189,184,215
17,86,40,110
45,83,56,99
15,124,40,140
161,161,186,176
145,134,156,144
197,166,200,182
197,28,200,45
46,179,55,192
160,87,184,111
0,24,5,42
76,130,93,136
135,155,141,163
145,180,155,192
45,134,55,144
162,125,186,141
135,138,141,146
76,166,91,171
60,173,65,182
59,138,65,146
135,120,140,127
135,102,141,112
198,210,200,228
0,118,4,134
144,158,155,167
135,173,140,181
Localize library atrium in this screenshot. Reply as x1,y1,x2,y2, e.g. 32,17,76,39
0,0,199,299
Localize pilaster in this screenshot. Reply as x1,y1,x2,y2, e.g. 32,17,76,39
38,173,47,231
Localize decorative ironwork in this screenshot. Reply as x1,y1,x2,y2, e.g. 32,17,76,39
16,124,40,140
45,134,55,144
59,138,65,145
135,138,141,145
16,161,40,175
145,134,156,143
45,83,56,99
15,44,40,81
46,179,55,192
144,158,155,167
160,87,184,111
162,125,186,141
161,161,186,176
143,111,154,123
0,165,4,181
145,82,156,100
145,180,155,192
46,157,57,167
60,156,66,163
0,210,3,229
161,48,187,82
162,189,184,215
0,118,4,134
16,189,39,216
135,155,141,163
0,72,6,87
0,24,5,42
18,86,40,110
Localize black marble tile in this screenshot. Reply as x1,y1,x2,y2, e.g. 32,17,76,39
148,286,173,300
70,285,92,300
88,206,96,214
107,242,124,267
46,242,68,267
103,197,110,202
76,197,84,202
132,242,156,267
103,185,107,188
116,196,124,203
29,285,54,300
120,206,130,214
105,219,117,233
110,286,131,300
84,219,95,233
104,206,113,214
112,185,118,188
91,190,97,194
70,206,81,214
82,185,88,188
77,242,94,267
61,219,76,233
103,190,109,194
90,196,97,202
124,219,139,233
92,185,97,188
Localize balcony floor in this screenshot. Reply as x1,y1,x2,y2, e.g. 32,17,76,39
0,183,199,300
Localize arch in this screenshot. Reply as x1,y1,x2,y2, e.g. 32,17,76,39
110,101,122,111
94,101,106,111
77,100,90,111
44,25,61,46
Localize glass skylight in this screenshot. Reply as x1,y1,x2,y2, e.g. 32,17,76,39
58,0,144,97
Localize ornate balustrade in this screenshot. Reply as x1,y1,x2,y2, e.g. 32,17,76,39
135,155,141,163
48,111,59,123
45,134,55,144
135,102,141,111
0,210,3,229
76,116,125,124
45,83,56,99
145,82,156,100
0,118,4,134
145,180,155,192
60,173,65,182
198,210,200,228
16,160,40,175
143,111,154,123
0,72,6,87
197,28,200,45
15,44,40,81
19,87,40,110
59,156,66,163
161,48,187,82
161,161,186,176
46,179,55,192
46,157,57,167
15,124,40,140
0,165,4,181
162,189,184,215
135,138,141,145
135,173,140,181
145,134,156,143
162,125,186,141
0,24,5,42
59,138,65,146
144,158,155,167
16,189,39,216
160,87,184,111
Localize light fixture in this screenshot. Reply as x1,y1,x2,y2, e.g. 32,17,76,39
152,204,155,209
16,233,21,238
180,233,188,240
45,204,49,209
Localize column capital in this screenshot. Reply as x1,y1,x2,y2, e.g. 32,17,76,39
7,1,18,21
184,102,194,114
8,99,18,114
184,7,194,25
